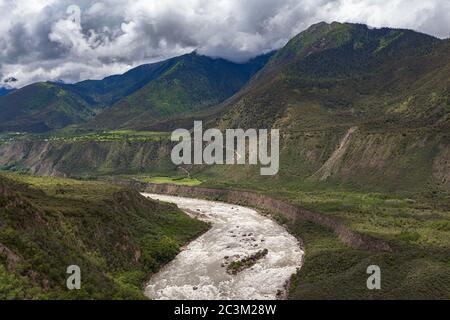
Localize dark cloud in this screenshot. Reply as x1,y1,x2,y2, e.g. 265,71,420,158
0,0,449,88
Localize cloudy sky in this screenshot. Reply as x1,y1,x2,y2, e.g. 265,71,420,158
1,0,449,88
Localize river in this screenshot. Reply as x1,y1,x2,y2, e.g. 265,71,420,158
141,193,304,300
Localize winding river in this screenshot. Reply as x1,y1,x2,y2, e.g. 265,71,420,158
141,193,304,300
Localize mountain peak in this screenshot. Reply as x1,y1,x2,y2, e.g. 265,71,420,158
304,21,346,31
267,21,439,71
267,21,353,68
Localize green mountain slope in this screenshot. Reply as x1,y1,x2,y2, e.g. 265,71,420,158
85,52,273,130
0,82,95,133
0,173,208,299
0,23,448,192
0,52,271,133
0,58,185,133
219,22,448,129
68,59,183,108
210,22,450,191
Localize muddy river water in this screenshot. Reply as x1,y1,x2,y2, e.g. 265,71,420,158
141,193,304,300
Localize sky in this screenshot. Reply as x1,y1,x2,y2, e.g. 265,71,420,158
1,0,449,88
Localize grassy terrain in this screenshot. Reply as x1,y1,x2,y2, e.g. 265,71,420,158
0,130,170,143
134,170,449,298
137,176,202,186
0,82,96,133
282,189,449,299
226,249,269,275
0,52,272,134
285,215,450,299
0,173,209,299
47,130,170,143
3,170,447,299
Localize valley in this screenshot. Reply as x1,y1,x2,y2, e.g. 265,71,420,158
0,21,449,300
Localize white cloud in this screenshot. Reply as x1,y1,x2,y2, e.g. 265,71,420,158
0,0,449,88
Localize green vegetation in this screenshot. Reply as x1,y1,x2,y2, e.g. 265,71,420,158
282,186,450,299
0,52,272,134
220,23,447,131
204,24,450,300
85,52,273,131
47,131,170,143
0,130,170,144
286,217,450,299
0,138,178,178
138,176,202,186
226,249,269,275
0,82,96,133
0,173,209,299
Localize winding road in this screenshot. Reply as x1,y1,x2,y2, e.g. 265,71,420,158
142,193,304,300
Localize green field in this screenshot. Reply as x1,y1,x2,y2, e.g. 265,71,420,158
136,176,202,186
48,130,170,143
0,130,171,144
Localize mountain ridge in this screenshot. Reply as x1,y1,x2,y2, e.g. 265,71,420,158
83,51,273,131
216,21,448,130
0,22,449,191
0,51,273,133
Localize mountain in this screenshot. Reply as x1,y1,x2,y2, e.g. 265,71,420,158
0,60,181,133
0,173,208,299
67,58,185,108
209,22,450,191
0,22,448,191
83,52,273,131
218,22,448,130
0,82,96,133
0,52,272,133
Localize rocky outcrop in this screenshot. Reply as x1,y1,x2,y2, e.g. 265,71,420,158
145,184,391,252
0,140,174,177
433,144,450,190
312,126,358,181
0,243,22,271
1,127,448,192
